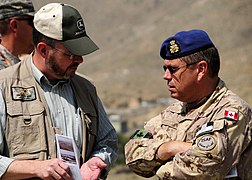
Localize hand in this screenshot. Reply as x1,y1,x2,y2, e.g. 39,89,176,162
35,158,72,180
2,158,72,180
80,157,107,180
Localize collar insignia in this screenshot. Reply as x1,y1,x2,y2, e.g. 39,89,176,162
169,40,180,54
12,86,36,101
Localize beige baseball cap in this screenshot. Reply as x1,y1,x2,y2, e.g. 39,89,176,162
34,3,98,56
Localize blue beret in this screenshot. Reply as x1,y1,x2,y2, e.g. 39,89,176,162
160,29,215,60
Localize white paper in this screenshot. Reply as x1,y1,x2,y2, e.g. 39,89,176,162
55,134,82,180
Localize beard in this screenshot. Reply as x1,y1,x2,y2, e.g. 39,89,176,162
46,55,78,80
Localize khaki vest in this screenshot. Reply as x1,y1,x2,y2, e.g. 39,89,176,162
0,57,98,163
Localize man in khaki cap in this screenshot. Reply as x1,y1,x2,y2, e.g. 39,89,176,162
0,0,35,69
125,29,252,179
0,3,118,180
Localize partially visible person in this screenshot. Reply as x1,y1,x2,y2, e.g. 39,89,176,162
0,3,118,180
0,0,35,70
125,29,252,179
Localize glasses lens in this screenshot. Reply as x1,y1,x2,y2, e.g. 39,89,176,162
47,44,75,59
163,65,176,73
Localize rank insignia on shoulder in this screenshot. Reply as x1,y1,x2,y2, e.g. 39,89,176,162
12,86,36,101
224,110,238,121
130,129,153,139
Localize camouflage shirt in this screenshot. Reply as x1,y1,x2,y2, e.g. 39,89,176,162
125,80,252,180
0,44,20,70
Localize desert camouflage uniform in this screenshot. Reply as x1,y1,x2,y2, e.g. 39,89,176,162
0,44,20,70
125,79,252,179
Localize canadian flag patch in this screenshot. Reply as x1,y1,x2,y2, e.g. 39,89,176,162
224,110,238,121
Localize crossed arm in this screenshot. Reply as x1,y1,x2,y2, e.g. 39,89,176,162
156,141,192,161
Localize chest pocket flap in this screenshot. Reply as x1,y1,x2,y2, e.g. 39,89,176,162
5,100,47,160
6,100,44,116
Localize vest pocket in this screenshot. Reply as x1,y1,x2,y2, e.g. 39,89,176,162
5,101,48,160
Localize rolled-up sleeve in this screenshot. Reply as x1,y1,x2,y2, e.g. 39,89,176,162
0,156,14,177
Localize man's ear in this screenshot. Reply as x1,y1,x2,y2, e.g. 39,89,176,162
197,61,208,81
9,19,18,32
37,42,49,58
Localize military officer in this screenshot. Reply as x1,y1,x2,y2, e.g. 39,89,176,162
125,29,252,179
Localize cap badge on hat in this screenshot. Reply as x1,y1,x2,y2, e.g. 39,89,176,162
169,40,180,54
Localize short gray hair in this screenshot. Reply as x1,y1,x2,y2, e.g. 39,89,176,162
180,47,220,77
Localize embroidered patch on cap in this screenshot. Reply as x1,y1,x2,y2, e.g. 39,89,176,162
12,86,36,101
224,110,238,121
197,135,216,151
169,40,180,54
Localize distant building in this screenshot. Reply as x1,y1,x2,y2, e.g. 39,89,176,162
109,114,127,134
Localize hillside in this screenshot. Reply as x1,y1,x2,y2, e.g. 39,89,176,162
33,0,252,108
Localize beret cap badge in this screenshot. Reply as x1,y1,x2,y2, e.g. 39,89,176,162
160,29,215,60
169,40,180,54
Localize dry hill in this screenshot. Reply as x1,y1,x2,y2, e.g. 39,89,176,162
33,0,252,109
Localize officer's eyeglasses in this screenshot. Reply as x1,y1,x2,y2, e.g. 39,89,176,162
14,17,34,27
163,61,198,74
